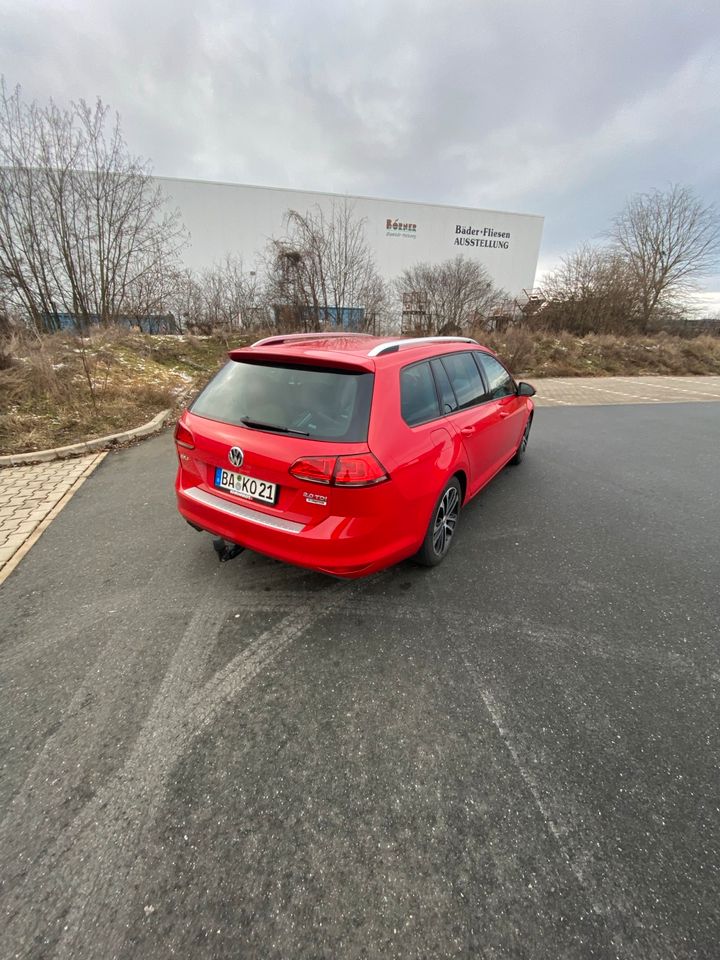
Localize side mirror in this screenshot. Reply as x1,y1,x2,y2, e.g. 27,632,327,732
517,382,536,397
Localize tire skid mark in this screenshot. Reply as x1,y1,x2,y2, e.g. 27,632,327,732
1,564,220,849
2,587,197,669
0,575,355,960
184,587,345,735
0,579,229,957
349,599,715,688
461,655,676,960
1,605,114,671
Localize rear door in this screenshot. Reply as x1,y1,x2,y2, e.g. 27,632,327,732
392,359,454,533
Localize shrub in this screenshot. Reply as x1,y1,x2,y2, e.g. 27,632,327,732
483,325,536,374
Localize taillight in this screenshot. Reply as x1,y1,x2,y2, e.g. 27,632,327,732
289,453,388,488
174,421,195,449
333,453,387,486
288,456,336,485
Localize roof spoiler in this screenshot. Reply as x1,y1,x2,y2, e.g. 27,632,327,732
228,345,374,372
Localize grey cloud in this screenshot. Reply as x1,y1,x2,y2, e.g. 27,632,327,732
0,0,718,295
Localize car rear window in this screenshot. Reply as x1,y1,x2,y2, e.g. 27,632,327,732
191,360,374,442
401,361,440,426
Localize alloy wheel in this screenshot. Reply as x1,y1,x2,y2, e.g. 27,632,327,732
432,485,460,557
520,421,530,453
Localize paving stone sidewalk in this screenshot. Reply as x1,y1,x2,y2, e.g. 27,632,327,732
1,375,719,583
533,374,720,406
0,453,106,583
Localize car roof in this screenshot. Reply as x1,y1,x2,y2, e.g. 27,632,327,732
228,333,495,371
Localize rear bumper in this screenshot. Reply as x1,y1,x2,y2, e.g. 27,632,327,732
176,480,420,578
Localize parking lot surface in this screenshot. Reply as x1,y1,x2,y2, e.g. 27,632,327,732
1,376,719,581
1,403,719,959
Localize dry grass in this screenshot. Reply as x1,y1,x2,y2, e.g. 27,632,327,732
483,327,720,379
2,325,720,455
0,329,239,455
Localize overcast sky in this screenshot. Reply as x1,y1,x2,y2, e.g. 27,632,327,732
2,0,719,304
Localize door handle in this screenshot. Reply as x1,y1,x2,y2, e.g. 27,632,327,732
460,426,474,436
499,411,510,419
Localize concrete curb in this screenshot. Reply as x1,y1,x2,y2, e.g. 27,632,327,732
0,409,172,467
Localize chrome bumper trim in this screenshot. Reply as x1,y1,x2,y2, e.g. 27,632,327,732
184,487,304,534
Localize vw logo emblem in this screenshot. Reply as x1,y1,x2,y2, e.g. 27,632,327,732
228,446,244,468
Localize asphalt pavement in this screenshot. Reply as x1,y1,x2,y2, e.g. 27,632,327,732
1,404,719,960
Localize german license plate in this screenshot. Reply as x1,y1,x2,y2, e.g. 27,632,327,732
214,467,277,505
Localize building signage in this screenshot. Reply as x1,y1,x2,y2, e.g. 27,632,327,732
454,224,510,249
386,218,417,238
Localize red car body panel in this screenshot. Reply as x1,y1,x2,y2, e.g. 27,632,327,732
175,335,533,577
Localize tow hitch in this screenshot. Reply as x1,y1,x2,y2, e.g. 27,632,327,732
212,537,245,563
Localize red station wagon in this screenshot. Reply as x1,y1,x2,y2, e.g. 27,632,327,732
175,333,535,577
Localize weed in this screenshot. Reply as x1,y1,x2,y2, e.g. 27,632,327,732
2,326,719,455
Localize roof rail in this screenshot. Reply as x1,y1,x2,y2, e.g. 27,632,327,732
251,331,372,348
367,336,478,358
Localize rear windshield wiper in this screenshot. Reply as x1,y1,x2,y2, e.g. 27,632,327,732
240,416,309,437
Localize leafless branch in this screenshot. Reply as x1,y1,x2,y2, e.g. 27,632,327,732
394,256,505,335
609,184,720,330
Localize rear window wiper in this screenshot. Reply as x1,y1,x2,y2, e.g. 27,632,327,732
240,416,309,437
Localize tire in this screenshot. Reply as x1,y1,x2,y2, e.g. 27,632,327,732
509,415,532,466
415,477,462,567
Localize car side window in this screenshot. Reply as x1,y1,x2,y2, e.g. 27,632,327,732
440,352,487,409
400,361,440,426
475,352,516,400
430,359,459,414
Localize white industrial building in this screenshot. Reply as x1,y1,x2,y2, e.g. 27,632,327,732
156,176,544,300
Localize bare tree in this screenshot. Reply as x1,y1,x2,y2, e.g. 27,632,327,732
395,256,505,335
609,184,720,330
0,80,186,335
198,255,264,330
163,268,203,334
538,244,641,334
122,249,185,332
264,200,386,331
166,257,267,334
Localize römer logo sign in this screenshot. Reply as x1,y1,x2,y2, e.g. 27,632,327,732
386,218,417,239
